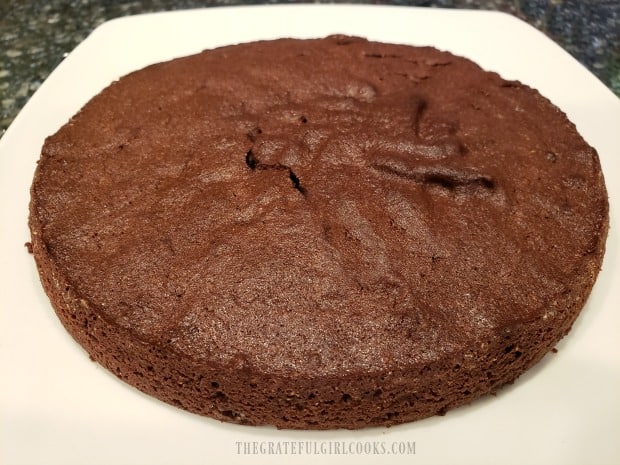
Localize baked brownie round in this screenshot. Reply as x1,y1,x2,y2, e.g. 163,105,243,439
29,36,608,429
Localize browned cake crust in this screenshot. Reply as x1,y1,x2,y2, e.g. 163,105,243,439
28,36,608,429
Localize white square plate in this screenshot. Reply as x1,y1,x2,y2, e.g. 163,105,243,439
1,5,619,465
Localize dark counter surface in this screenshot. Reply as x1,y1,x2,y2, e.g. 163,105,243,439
1,0,619,136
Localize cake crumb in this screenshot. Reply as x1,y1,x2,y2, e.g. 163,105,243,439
551,347,558,353
24,241,33,253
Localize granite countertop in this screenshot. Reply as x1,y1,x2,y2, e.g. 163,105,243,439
1,0,619,136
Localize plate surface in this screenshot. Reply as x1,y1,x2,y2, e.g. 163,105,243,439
1,5,619,465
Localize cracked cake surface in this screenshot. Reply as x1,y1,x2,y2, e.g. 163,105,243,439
29,35,608,429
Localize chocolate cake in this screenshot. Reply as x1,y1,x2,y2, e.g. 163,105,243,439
28,36,608,429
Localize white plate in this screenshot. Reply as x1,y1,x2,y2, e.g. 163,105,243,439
1,5,619,465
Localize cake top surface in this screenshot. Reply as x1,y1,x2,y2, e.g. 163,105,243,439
31,36,608,377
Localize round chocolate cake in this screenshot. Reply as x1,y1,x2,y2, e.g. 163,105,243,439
29,36,608,429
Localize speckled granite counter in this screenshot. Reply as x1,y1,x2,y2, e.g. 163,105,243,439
1,0,619,135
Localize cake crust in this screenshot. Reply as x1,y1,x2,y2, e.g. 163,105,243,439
29,36,608,429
